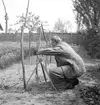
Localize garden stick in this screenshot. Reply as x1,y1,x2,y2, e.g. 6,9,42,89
35,27,42,82
40,25,58,91
28,30,31,64
41,24,48,68
40,25,48,82
49,32,52,64
41,24,48,44
20,0,30,91
40,61,47,82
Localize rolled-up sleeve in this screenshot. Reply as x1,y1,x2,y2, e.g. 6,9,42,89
37,46,64,56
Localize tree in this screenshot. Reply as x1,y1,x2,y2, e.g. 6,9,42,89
15,12,41,63
20,0,30,91
72,0,100,58
53,18,72,32
14,12,49,63
53,19,65,32
64,21,72,33
72,0,100,32
2,0,8,33
15,12,41,32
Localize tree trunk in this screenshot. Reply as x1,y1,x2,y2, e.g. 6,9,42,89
20,26,26,90
2,0,8,33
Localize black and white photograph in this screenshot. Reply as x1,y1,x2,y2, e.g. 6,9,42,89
0,0,100,105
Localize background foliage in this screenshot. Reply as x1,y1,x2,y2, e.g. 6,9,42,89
72,0,100,59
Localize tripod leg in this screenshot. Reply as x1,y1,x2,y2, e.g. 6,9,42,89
50,56,52,63
40,62,47,82
26,62,39,86
41,62,58,91
35,59,40,82
35,66,39,82
26,67,36,86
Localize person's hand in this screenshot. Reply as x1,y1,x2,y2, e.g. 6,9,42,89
36,58,43,64
38,58,43,62
33,47,38,55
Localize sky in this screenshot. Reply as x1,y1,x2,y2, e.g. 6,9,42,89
0,0,77,32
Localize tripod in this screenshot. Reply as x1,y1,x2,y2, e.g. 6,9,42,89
26,56,57,91
26,25,57,91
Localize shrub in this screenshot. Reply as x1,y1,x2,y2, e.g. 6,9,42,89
82,29,100,59
0,42,37,69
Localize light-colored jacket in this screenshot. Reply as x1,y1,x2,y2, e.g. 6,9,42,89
37,41,86,78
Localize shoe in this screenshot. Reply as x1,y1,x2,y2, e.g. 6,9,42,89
72,78,79,86
55,82,72,90
65,78,79,89
65,83,75,89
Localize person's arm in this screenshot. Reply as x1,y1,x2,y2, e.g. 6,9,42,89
37,46,64,56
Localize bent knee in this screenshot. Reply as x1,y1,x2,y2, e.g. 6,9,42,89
48,68,55,75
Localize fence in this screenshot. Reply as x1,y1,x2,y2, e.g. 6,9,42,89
0,32,83,45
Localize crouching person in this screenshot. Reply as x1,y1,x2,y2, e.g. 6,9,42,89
35,36,86,90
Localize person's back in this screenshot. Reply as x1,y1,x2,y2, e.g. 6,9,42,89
55,41,86,78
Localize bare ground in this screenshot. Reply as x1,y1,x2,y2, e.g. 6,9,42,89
0,46,100,105
0,63,87,105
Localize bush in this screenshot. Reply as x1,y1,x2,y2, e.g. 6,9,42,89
0,42,37,69
82,29,100,59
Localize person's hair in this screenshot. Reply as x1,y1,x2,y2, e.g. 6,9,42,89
51,35,62,43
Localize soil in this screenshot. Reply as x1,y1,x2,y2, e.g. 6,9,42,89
0,54,100,105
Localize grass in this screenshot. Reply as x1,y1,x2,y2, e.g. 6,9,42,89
0,42,37,69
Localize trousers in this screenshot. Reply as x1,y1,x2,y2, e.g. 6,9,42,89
48,65,79,89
